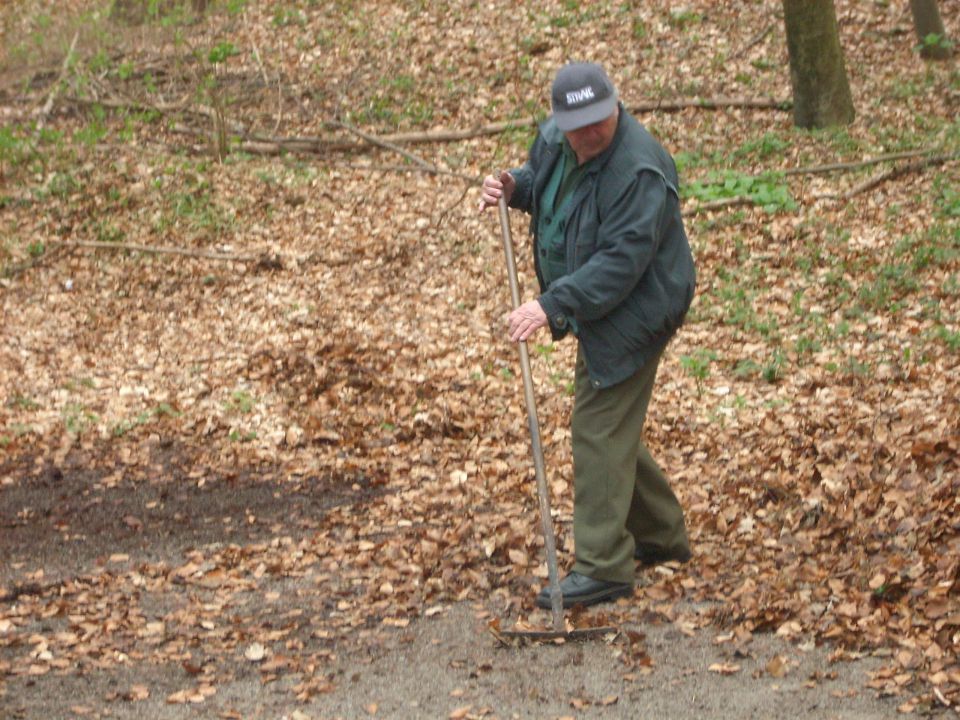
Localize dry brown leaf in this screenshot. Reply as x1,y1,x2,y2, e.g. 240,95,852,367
709,663,742,675
766,656,790,678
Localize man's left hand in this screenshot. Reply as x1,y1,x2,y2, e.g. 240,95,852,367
508,300,548,343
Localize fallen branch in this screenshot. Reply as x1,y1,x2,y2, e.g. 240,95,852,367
783,148,944,176
324,119,438,172
816,152,960,200
64,89,789,158
331,161,478,182
1,244,66,280
51,240,260,262
373,97,791,146
685,196,756,215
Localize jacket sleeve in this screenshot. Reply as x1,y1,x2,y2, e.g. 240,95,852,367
538,170,670,323
507,132,548,214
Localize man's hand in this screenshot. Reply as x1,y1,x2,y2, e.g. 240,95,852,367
508,300,548,342
478,171,516,213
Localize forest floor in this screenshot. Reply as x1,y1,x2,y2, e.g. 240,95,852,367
1,0,958,718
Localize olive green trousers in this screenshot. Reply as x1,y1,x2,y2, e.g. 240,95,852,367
570,346,689,584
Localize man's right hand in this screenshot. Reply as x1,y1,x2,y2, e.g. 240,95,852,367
478,170,516,213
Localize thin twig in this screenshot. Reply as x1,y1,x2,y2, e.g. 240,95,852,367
34,31,79,137
731,22,774,61
244,10,271,88
274,37,283,135
50,240,259,262
436,182,475,230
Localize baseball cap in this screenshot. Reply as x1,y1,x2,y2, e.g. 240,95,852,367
551,62,618,132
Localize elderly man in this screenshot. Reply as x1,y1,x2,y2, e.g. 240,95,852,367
479,62,696,608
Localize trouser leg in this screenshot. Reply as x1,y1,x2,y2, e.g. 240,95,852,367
626,435,690,555
570,347,687,583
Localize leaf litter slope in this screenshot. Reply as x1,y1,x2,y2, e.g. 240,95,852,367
0,0,957,715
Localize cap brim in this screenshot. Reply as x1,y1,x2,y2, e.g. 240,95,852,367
554,95,617,132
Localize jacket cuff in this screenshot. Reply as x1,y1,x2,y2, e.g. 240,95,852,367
538,294,569,332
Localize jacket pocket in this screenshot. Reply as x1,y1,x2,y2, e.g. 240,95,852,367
617,293,661,346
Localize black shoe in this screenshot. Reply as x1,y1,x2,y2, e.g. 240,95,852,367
535,572,633,609
633,543,692,566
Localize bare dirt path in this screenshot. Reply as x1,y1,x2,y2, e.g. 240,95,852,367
2,460,904,720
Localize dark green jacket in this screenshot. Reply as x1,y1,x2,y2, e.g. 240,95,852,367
509,105,695,389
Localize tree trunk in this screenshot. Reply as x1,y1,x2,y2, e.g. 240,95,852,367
781,0,855,129
910,0,952,60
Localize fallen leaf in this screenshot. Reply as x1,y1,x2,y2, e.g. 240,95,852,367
708,663,741,675
127,685,150,701
244,643,266,662
766,655,789,678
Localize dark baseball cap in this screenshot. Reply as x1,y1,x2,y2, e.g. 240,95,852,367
551,62,618,132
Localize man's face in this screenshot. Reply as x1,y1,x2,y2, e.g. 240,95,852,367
564,108,619,164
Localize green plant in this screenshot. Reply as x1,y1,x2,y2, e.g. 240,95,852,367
917,33,954,55
762,349,785,383
844,357,872,377
225,390,255,414
63,403,98,435
733,358,760,379
733,132,790,161
74,105,108,146
794,335,821,357
935,326,960,352
680,348,717,396
10,395,41,410
118,60,135,80
93,220,124,244
111,403,179,437
0,125,30,173
47,171,79,199
208,41,238,65
668,8,702,28
685,170,797,213
272,6,305,27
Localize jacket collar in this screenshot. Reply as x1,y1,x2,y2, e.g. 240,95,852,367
539,102,627,172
